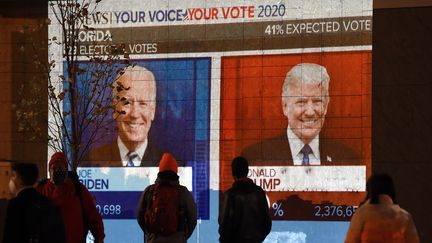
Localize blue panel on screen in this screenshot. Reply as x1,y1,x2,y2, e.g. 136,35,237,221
136,58,211,219
90,191,142,219
66,58,211,219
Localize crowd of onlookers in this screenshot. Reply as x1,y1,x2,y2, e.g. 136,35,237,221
1,153,420,243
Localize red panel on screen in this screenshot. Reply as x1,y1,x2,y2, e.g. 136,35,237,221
220,51,371,221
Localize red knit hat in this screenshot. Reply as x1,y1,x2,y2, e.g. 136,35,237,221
49,152,68,169
159,153,178,173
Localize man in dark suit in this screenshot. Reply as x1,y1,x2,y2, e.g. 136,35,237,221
82,65,164,167
82,139,163,167
242,63,359,166
3,163,66,243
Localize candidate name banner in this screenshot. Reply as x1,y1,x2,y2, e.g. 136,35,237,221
77,167,192,219
248,166,366,192
77,167,193,191
49,0,372,242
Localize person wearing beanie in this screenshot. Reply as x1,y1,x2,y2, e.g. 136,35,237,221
137,153,197,243
158,152,178,173
38,152,105,243
218,156,272,243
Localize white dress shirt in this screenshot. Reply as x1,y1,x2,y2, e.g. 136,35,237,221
117,137,148,166
287,126,321,165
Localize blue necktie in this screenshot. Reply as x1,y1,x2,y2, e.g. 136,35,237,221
126,151,139,167
301,144,312,166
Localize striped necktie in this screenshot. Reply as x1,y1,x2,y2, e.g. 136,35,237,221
300,144,312,166
126,151,139,167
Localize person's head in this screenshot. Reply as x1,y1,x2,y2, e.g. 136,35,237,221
9,163,39,195
231,156,249,180
281,63,330,144
366,173,397,204
159,153,178,174
113,65,157,152
48,152,69,185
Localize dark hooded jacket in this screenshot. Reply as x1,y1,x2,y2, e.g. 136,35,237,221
137,171,197,243
219,178,272,243
3,187,66,243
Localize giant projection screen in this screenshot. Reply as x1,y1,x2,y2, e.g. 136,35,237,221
48,0,372,242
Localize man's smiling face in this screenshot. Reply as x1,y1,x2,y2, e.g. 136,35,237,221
283,82,329,144
115,72,156,151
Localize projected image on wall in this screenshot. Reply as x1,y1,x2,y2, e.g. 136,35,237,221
219,51,371,221
64,58,211,221
47,0,372,241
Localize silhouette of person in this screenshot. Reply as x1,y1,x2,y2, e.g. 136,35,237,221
3,162,66,243
137,153,197,242
219,156,272,242
345,173,419,243
38,152,105,243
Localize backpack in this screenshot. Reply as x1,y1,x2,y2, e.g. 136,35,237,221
144,182,181,236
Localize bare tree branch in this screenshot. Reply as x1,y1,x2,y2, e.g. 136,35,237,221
14,0,128,171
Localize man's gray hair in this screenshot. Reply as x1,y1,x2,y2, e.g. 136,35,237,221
281,63,330,99
112,65,157,101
